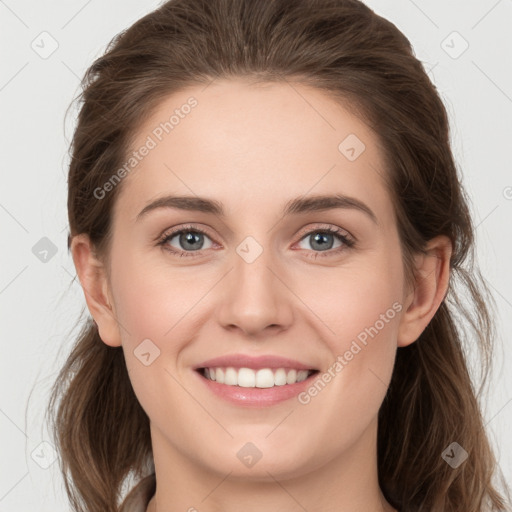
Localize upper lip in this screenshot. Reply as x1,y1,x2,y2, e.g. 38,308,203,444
194,354,318,371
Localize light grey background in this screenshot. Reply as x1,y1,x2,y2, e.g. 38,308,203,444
1,0,511,510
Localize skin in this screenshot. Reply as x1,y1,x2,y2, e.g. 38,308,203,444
71,78,452,512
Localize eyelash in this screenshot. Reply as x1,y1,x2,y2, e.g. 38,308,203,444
156,224,356,259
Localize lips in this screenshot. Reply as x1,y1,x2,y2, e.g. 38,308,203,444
194,353,318,372
192,353,321,405
193,358,321,407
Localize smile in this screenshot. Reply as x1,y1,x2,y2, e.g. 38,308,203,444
197,367,319,388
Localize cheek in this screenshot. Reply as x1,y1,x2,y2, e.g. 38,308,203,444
326,289,400,399
110,252,199,420
293,254,403,397
109,249,205,344
332,283,401,356
295,258,402,346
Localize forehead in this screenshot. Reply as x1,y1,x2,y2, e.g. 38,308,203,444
114,78,392,225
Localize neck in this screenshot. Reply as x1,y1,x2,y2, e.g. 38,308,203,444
145,417,396,512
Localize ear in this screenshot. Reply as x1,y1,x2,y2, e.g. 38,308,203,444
70,233,122,347
397,235,452,347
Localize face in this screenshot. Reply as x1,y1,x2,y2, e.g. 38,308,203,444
85,78,418,480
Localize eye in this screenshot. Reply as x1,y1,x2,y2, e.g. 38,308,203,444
295,226,355,258
157,225,215,257
157,224,355,259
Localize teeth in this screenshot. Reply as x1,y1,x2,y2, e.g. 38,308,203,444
286,369,297,384
256,368,274,388
239,368,256,387
274,368,287,386
216,367,224,384
297,370,309,382
202,367,313,387
225,367,238,386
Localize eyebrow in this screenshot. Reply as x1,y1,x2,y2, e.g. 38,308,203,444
136,194,378,225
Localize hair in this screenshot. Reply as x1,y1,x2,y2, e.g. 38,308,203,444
46,0,511,511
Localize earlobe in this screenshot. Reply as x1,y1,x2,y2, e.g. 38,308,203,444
70,234,122,347
397,235,452,348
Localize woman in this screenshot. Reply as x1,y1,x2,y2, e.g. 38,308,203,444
47,0,511,511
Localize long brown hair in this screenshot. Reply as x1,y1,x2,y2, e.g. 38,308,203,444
47,0,512,510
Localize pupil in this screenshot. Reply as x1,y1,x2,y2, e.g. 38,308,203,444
181,232,203,251
311,233,333,251
177,231,334,252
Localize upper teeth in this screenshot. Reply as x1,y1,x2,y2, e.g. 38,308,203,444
203,367,312,388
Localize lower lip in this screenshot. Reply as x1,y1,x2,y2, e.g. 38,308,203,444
194,369,318,407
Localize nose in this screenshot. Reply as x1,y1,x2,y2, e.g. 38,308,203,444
216,247,294,338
